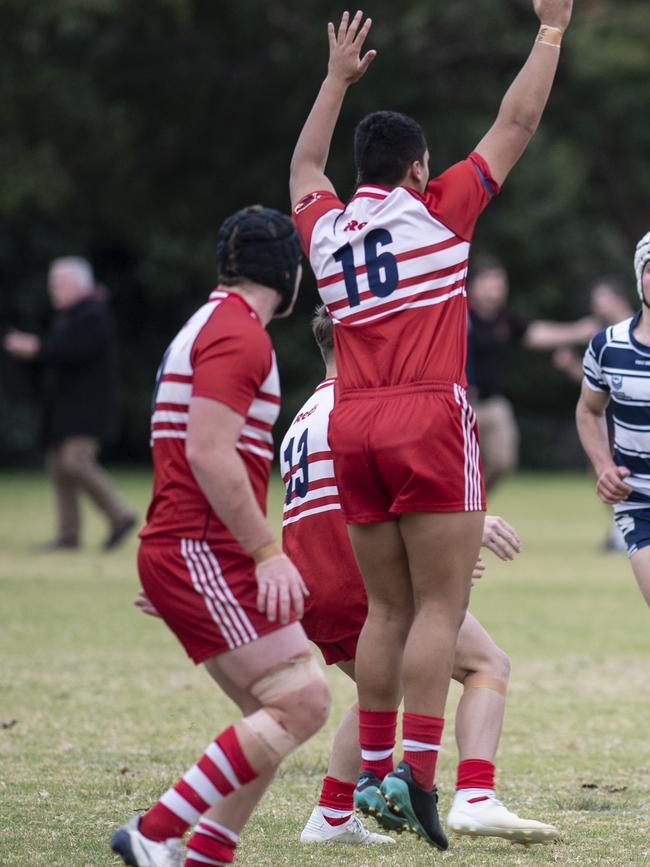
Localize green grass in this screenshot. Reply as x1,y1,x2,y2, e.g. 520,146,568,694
1,470,649,866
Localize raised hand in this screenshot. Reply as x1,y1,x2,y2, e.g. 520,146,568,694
533,0,573,32
327,10,376,85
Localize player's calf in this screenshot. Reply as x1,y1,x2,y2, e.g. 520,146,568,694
111,654,329,866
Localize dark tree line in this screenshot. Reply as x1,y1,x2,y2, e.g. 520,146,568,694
1,0,649,467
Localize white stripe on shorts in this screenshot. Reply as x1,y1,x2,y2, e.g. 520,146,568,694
180,539,239,650
453,385,481,510
191,541,251,647
200,542,258,643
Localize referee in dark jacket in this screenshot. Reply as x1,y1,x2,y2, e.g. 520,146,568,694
4,257,135,550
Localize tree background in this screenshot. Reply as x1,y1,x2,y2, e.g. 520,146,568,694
1,0,649,468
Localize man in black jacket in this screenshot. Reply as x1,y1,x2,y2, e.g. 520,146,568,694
4,257,135,550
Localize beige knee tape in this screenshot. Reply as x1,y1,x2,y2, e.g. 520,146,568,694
463,673,508,696
248,653,326,705
241,709,301,763
242,654,327,763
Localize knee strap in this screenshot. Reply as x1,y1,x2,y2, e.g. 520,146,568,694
248,653,326,705
242,654,327,763
241,709,301,763
463,673,507,696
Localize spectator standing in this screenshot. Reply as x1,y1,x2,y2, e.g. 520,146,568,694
4,257,136,550
468,256,596,491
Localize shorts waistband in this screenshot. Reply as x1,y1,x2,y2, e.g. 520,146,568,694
338,380,463,400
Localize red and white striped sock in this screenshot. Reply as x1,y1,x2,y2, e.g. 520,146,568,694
359,708,397,780
402,712,444,791
184,818,239,866
456,758,496,802
139,725,256,842
317,776,355,826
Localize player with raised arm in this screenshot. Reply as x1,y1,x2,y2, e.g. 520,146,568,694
577,232,650,607
110,207,330,867
289,1,572,849
283,308,558,847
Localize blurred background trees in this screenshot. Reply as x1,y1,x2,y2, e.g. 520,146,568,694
1,0,649,467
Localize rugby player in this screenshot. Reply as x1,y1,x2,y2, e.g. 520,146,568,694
289,1,573,847
110,207,331,867
577,231,650,606
284,308,559,846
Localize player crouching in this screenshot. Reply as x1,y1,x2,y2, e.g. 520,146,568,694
281,307,559,847
110,207,330,867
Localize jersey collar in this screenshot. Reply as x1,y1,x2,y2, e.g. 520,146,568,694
209,287,260,322
628,310,650,357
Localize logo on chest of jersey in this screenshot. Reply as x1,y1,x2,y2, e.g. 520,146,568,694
294,404,318,424
612,375,624,390
344,220,368,232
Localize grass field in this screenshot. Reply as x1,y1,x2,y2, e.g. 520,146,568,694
1,470,649,866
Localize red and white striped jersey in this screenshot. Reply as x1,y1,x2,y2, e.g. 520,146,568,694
293,153,498,391
141,289,280,545
280,378,339,529
280,378,368,642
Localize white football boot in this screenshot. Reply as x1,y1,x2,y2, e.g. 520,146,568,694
300,807,394,844
110,816,183,866
447,792,559,845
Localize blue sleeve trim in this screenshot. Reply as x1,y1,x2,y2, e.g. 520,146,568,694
472,162,496,199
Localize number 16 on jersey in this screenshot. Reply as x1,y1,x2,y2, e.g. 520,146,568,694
333,229,399,308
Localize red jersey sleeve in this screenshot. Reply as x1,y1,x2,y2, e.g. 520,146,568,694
293,190,345,255
422,152,500,241
191,324,271,418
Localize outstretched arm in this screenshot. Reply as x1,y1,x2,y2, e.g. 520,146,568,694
289,10,376,208
475,0,573,187
523,315,598,351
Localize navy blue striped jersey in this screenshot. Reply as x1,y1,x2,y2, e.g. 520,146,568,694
583,312,650,507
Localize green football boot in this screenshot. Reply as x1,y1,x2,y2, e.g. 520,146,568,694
354,770,407,833
380,761,448,850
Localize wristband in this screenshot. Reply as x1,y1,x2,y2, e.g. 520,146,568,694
252,542,283,564
536,25,563,48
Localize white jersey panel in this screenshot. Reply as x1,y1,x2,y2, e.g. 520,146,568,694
310,187,470,326
280,380,339,526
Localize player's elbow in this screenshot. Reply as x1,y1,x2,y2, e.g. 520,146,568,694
185,439,214,473
498,107,540,144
